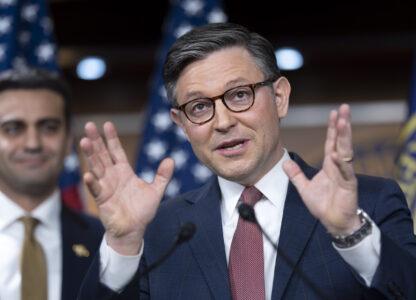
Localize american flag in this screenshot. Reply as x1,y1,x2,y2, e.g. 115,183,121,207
0,0,83,210
0,0,58,71
135,0,227,200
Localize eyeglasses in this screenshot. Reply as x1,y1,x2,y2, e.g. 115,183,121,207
176,80,275,125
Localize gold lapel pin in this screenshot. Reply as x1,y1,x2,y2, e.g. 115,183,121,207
72,244,90,258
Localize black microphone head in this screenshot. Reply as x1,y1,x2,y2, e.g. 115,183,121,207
238,203,257,223
176,222,196,243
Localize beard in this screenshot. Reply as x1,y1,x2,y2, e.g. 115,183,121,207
3,167,62,198
0,152,65,198
15,174,60,196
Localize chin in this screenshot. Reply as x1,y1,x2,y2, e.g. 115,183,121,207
215,165,255,184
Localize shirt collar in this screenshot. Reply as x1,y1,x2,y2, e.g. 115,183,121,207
218,149,291,222
0,189,61,232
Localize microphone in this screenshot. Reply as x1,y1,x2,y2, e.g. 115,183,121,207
105,222,195,300
175,221,196,244
238,203,330,300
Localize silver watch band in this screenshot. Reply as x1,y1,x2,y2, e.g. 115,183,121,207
329,209,373,248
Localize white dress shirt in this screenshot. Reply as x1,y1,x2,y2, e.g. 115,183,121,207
100,150,381,297
218,150,290,300
0,190,62,300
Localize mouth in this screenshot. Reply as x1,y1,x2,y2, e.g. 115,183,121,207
15,156,49,168
216,139,248,153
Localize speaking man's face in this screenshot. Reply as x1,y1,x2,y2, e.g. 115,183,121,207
171,46,290,186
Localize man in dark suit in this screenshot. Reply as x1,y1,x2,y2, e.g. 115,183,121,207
78,23,416,299
0,67,103,300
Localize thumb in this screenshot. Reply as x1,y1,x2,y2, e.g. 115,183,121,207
283,160,309,194
152,158,175,195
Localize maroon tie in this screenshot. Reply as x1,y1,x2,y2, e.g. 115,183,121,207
228,186,265,300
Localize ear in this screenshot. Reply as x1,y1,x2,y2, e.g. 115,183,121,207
170,108,190,141
272,76,291,118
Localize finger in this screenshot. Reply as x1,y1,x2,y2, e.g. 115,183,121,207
152,158,175,196
80,137,105,179
324,110,338,155
83,172,102,198
331,152,356,181
103,122,129,163
336,104,354,162
79,136,93,156
282,160,309,195
85,122,114,167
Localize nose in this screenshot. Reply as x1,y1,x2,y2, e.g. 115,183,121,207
24,127,42,152
213,100,237,132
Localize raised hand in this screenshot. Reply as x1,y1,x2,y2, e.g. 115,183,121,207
80,122,174,255
283,104,361,235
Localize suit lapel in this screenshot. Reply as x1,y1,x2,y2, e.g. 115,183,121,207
176,179,231,300
174,153,318,300
272,153,319,300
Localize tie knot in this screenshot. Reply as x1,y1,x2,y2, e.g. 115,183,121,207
241,186,263,206
20,216,40,234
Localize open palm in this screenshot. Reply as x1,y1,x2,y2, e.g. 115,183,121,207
283,104,360,235
80,122,174,254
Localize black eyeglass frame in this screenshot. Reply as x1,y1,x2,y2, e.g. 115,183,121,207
176,79,276,125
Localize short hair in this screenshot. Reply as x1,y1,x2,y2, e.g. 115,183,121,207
162,22,281,107
0,67,71,128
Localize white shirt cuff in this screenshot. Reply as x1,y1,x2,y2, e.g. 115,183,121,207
99,235,143,292
334,220,381,286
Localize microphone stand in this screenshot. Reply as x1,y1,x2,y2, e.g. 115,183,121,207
103,222,196,300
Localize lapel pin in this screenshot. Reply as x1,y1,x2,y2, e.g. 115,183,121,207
72,244,90,258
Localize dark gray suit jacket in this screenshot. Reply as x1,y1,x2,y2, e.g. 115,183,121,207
61,205,104,300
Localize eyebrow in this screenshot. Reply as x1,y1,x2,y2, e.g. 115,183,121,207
224,78,251,88
182,77,253,102
0,117,62,127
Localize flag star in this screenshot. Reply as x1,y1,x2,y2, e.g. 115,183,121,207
18,31,31,45
174,125,187,141
40,17,54,35
170,149,188,169
158,86,169,102
151,110,172,132
64,153,80,172
144,139,167,162
35,42,55,63
182,0,204,16
0,17,12,35
207,7,227,23
12,56,28,70
191,163,212,182
22,4,39,22
139,169,155,183
165,178,181,197
0,0,16,7
174,22,193,38
0,44,7,61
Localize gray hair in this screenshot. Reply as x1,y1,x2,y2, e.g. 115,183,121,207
162,22,281,107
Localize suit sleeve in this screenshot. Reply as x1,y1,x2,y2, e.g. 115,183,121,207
366,178,416,299
77,251,146,300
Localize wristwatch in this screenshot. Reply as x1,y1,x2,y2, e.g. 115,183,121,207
329,209,372,248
